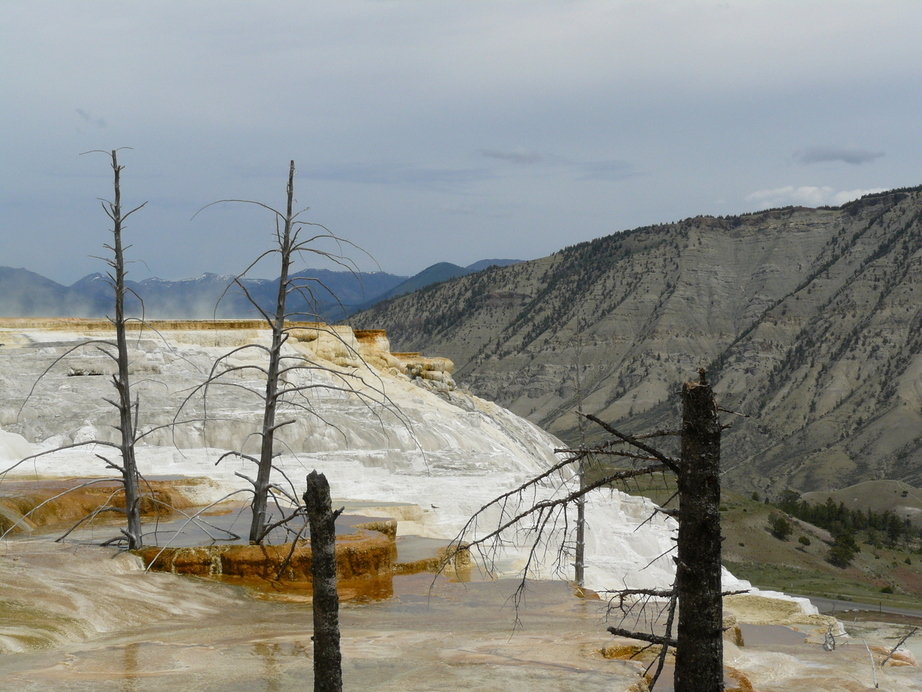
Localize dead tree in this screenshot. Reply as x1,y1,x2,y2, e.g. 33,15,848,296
248,159,298,544
3,149,150,549
304,470,343,692
674,372,723,689
442,370,735,691
182,160,412,545
102,148,146,549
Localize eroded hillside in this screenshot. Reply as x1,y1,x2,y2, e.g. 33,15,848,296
352,189,922,495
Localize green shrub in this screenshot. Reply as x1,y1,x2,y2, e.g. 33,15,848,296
798,535,811,547
768,514,793,541
827,533,859,568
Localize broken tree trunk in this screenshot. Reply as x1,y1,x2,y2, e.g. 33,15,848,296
303,470,342,692
674,370,723,691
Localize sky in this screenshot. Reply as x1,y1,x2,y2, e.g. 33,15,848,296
2,1,921,283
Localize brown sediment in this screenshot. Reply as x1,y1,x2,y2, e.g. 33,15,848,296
601,643,672,663
354,519,397,539
137,523,397,580
0,477,204,535
573,585,601,600
394,544,472,582
599,644,755,691
137,520,474,600
725,624,745,647
135,520,415,601
219,571,398,603
600,643,661,661
869,645,916,667
725,666,755,691
353,329,388,341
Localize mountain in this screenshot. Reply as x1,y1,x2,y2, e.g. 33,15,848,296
0,259,521,320
357,259,523,309
0,267,72,316
370,262,470,304
68,273,119,314
351,188,922,496
463,258,521,273
0,267,411,320
125,270,410,321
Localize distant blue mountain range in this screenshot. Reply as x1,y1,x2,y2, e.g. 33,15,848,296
0,259,521,321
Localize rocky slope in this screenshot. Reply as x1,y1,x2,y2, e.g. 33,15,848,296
352,188,922,495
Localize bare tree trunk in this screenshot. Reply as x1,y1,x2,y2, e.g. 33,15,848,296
304,470,342,692
108,150,142,550
675,370,723,691
249,160,296,544
573,341,586,587
575,490,585,586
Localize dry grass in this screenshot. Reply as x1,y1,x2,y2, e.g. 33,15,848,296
599,471,922,611
803,479,922,528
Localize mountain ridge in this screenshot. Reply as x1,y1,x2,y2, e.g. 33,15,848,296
350,188,922,496
0,258,521,321
356,259,522,309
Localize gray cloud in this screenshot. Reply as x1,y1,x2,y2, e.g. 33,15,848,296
480,149,637,182
75,108,107,128
297,162,492,188
793,146,884,165
480,149,544,165
1,3,919,282
575,160,637,182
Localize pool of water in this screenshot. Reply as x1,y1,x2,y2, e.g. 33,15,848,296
0,540,641,690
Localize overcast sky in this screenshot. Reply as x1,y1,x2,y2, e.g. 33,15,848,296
2,1,920,283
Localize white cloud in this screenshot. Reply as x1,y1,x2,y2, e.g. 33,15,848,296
745,186,886,209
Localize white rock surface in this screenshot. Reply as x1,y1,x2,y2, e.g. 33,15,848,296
0,320,700,594
3,321,920,689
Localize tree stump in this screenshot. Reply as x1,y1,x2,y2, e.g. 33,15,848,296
304,470,342,692
675,370,723,691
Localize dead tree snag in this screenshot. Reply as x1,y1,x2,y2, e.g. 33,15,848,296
442,370,734,690
674,370,723,691
304,470,343,692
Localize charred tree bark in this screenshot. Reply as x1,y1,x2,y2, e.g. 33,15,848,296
674,370,723,691
303,470,342,692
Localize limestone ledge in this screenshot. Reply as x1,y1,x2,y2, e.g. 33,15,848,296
0,318,457,394
136,518,472,599
0,477,204,536
136,524,397,582
0,474,471,600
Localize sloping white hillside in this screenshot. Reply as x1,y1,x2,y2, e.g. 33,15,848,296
0,319,687,592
